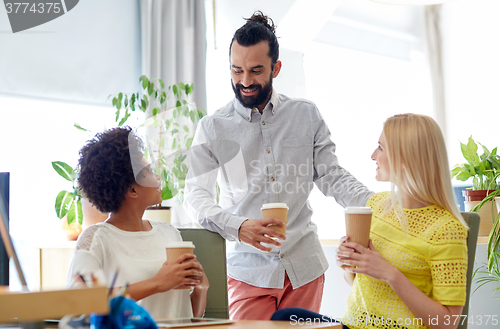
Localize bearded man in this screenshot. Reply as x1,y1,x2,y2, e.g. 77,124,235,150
185,11,373,320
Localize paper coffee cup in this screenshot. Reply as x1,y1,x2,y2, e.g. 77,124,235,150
166,241,195,261
261,203,288,235
166,241,195,289
344,207,372,248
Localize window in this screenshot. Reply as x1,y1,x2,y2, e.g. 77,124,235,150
0,95,116,240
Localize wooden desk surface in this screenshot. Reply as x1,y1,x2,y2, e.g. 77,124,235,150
157,320,342,329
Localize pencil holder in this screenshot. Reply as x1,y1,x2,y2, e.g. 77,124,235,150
90,296,157,329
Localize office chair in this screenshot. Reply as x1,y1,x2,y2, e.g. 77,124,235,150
457,212,480,329
179,228,229,319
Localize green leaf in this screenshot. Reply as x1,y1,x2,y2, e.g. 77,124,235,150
462,136,479,165
161,184,176,200
152,107,160,116
118,110,131,126
115,109,120,122
52,161,74,181
159,79,165,89
480,143,492,157
176,84,183,99
179,82,186,91
74,123,89,132
140,75,149,89
488,155,500,170
55,190,75,219
451,165,464,177
124,95,129,108
455,172,472,181
472,177,479,189
67,200,83,226
183,125,189,132
148,81,154,96
173,84,178,98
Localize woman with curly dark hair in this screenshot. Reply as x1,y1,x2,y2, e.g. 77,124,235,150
66,126,208,319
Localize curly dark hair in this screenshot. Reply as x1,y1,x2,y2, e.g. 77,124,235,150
230,11,279,65
76,126,144,213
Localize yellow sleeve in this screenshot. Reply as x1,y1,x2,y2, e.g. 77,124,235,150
428,219,468,305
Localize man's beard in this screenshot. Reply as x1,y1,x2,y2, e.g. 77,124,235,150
232,75,273,109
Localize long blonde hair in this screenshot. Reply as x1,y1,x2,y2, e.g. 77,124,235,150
383,114,468,229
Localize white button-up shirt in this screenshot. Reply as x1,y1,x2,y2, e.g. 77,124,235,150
185,90,373,289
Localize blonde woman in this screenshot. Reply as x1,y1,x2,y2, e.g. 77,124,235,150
271,114,468,329
337,113,468,329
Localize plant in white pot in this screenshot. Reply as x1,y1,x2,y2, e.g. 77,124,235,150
451,136,499,236
110,76,205,222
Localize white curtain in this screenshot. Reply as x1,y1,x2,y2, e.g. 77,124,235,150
140,0,207,111
424,5,446,137
140,0,207,227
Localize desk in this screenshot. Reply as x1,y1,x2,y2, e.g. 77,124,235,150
158,320,341,329
0,320,342,329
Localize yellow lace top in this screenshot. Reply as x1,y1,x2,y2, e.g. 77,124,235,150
343,192,467,329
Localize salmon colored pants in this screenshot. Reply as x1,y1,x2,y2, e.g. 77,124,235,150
227,272,325,320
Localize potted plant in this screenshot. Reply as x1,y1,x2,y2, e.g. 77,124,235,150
52,161,108,239
471,188,500,298
110,76,206,222
451,136,499,235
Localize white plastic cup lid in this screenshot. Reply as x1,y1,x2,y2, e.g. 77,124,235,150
165,241,195,248
344,207,372,214
261,203,289,210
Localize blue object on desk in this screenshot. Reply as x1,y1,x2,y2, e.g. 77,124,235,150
90,297,157,329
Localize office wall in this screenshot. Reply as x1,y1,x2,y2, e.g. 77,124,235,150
0,0,141,104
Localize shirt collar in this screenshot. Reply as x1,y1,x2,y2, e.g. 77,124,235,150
233,89,280,122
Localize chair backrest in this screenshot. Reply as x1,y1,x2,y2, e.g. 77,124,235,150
457,212,480,329
179,228,229,319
